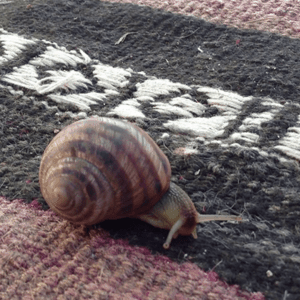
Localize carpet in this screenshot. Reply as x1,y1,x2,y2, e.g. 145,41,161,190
0,0,300,299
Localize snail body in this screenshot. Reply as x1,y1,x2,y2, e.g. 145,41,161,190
39,117,241,249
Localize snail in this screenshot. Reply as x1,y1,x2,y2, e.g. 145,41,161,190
39,117,242,249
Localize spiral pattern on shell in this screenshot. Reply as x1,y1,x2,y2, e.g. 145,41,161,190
39,117,171,225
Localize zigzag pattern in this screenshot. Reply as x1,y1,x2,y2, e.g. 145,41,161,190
1,28,300,162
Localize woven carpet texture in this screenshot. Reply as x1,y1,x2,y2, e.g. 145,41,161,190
1,0,300,299
0,197,263,300
107,0,300,39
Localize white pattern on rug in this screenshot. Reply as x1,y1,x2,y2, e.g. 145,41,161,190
1,28,299,163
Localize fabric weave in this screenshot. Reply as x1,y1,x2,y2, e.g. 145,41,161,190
0,197,263,300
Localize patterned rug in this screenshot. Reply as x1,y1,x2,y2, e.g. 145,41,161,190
1,0,300,299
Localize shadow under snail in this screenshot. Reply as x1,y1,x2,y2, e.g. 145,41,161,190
39,117,242,249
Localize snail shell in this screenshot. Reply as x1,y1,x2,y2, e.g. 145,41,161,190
39,117,242,249
39,117,171,225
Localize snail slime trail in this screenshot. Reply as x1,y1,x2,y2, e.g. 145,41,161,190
39,117,242,248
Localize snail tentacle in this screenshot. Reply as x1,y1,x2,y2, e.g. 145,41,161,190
138,182,242,248
196,213,243,223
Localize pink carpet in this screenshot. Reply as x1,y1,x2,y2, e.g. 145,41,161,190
0,197,263,299
107,0,300,39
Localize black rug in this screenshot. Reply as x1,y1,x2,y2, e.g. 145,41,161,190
1,1,300,299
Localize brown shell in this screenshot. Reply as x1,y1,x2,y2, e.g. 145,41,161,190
39,117,171,225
